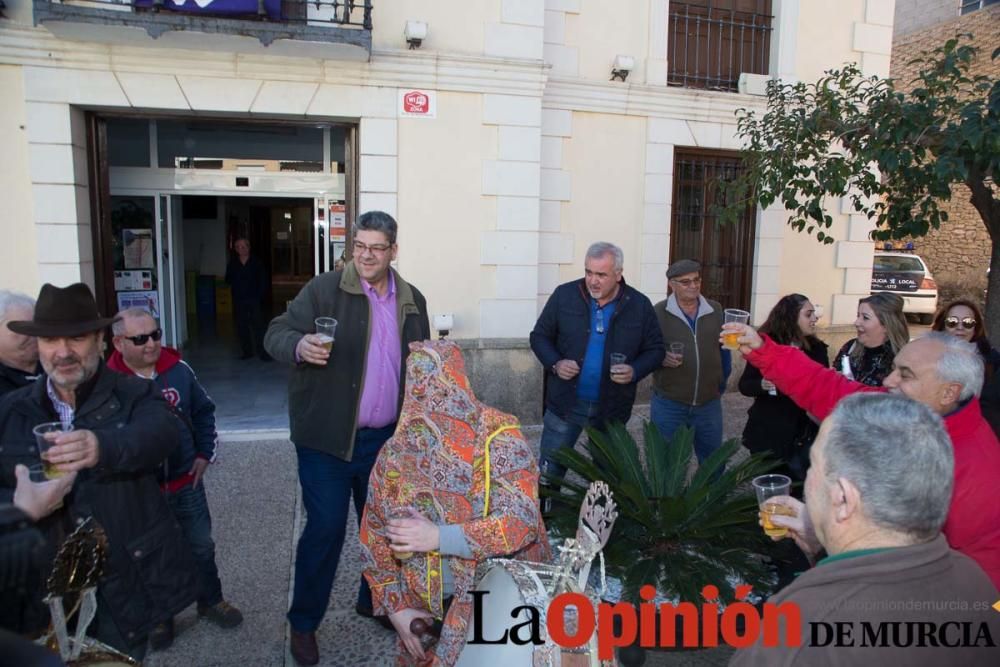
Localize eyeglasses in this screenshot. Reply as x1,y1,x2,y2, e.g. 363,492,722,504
353,240,392,256
944,317,976,331
671,277,702,287
125,329,162,346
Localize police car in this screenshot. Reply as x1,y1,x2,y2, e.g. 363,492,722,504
871,248,938,324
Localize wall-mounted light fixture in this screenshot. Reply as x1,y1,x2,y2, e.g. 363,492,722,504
610,54,635,82
405,21,428,49
433,314,454,339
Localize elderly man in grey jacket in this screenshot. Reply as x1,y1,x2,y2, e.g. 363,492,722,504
730,393,999,666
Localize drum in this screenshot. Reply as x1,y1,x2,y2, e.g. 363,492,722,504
456,559,603,667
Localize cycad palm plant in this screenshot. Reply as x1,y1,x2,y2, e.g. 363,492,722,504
544,420,779,604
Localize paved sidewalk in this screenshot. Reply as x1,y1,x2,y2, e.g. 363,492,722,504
146,394,752,667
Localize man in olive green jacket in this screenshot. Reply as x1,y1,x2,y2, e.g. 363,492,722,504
264,211,430,666
651,259,731,465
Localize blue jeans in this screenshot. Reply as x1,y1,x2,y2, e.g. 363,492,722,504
287,424,394,633
166,482,223,608
539,398,605,481
650,393,724,466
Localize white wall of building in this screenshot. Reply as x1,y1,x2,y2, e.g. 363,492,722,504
0,0,895,333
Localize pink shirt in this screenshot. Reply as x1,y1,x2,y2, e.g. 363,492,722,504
357,273,402,429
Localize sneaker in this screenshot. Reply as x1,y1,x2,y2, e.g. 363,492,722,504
149,621,174,651
198,600,244,629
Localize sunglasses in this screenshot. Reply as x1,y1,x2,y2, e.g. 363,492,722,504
944,317,976,331
125,328,163,345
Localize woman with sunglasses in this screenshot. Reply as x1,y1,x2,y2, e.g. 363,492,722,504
832,292,909,387
739,294,829,482
931,299,1000,436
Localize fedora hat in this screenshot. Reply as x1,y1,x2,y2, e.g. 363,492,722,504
8,283,120,337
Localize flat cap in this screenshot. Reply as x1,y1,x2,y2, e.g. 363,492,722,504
666,259,701,279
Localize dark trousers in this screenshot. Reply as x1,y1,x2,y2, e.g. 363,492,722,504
286,423,395,633
166,483,224,608
234,299,266,357
538,398,606,481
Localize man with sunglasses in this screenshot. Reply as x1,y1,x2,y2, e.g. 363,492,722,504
650,259,732,467
265,210,429,666
530,242,664,499
108,308,242,650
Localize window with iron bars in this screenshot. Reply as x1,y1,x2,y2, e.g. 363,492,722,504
668,0,773,92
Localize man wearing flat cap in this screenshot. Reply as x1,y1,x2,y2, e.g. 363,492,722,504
651,259,731,467
0,283,196,659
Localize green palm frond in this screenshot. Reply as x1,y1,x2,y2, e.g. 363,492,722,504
546,420,779,604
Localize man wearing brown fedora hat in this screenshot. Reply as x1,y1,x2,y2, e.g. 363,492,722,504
0,282,197,658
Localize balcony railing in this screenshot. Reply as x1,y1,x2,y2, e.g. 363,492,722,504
34,0,372,52
667,0,772,92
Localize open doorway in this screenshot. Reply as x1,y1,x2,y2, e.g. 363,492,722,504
180,195,315,353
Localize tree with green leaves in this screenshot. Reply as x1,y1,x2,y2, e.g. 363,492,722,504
720,38,1000,338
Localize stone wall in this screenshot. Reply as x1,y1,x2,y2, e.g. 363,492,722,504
889,5,999,298
893,0,960,39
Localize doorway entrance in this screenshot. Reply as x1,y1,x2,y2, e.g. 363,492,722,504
92,115,357,430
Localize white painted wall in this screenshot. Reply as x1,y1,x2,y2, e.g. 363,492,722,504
0,65,40,293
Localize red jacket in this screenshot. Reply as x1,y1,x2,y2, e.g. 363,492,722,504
746,335,1000,590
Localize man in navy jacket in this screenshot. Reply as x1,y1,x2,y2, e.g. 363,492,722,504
530,242,664,489
109,308,242,649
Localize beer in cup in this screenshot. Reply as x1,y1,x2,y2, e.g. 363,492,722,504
33,421,73,479
314,317,337,351
723,309,751,350
752,474,793,538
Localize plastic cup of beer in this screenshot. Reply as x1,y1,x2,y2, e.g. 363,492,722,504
723,309,751,350
752,474,793,538
609,353,628,378
28,463,63,510
669,341,685,359
33,422,73,479
314,317,337,352
389,507,414,560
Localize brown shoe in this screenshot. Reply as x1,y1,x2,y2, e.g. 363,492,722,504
289,629,319,666
197,600,244,629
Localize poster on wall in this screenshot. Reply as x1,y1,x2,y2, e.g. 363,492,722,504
123,229,154,268
114,270,153,291
116,291,160,318
330,203,346,229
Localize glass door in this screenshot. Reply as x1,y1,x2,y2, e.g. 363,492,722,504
155,194,184,348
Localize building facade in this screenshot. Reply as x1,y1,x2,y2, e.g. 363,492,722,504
891,0,998,299
0,0,896,419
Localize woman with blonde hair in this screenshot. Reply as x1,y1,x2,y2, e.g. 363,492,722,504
832,292,908,387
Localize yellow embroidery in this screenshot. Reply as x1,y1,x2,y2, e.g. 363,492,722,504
482,424,519,518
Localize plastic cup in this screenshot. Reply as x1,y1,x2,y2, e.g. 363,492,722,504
609,353,627,378
389,507,414,560
33,422,73,479
723,309,751,350
669,342,685,358
28,463,63,510
752,474,793,538
314,317,337,351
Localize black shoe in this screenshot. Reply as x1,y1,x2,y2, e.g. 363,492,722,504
239,352,254,360
259,353,272,362
149,620,174,651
